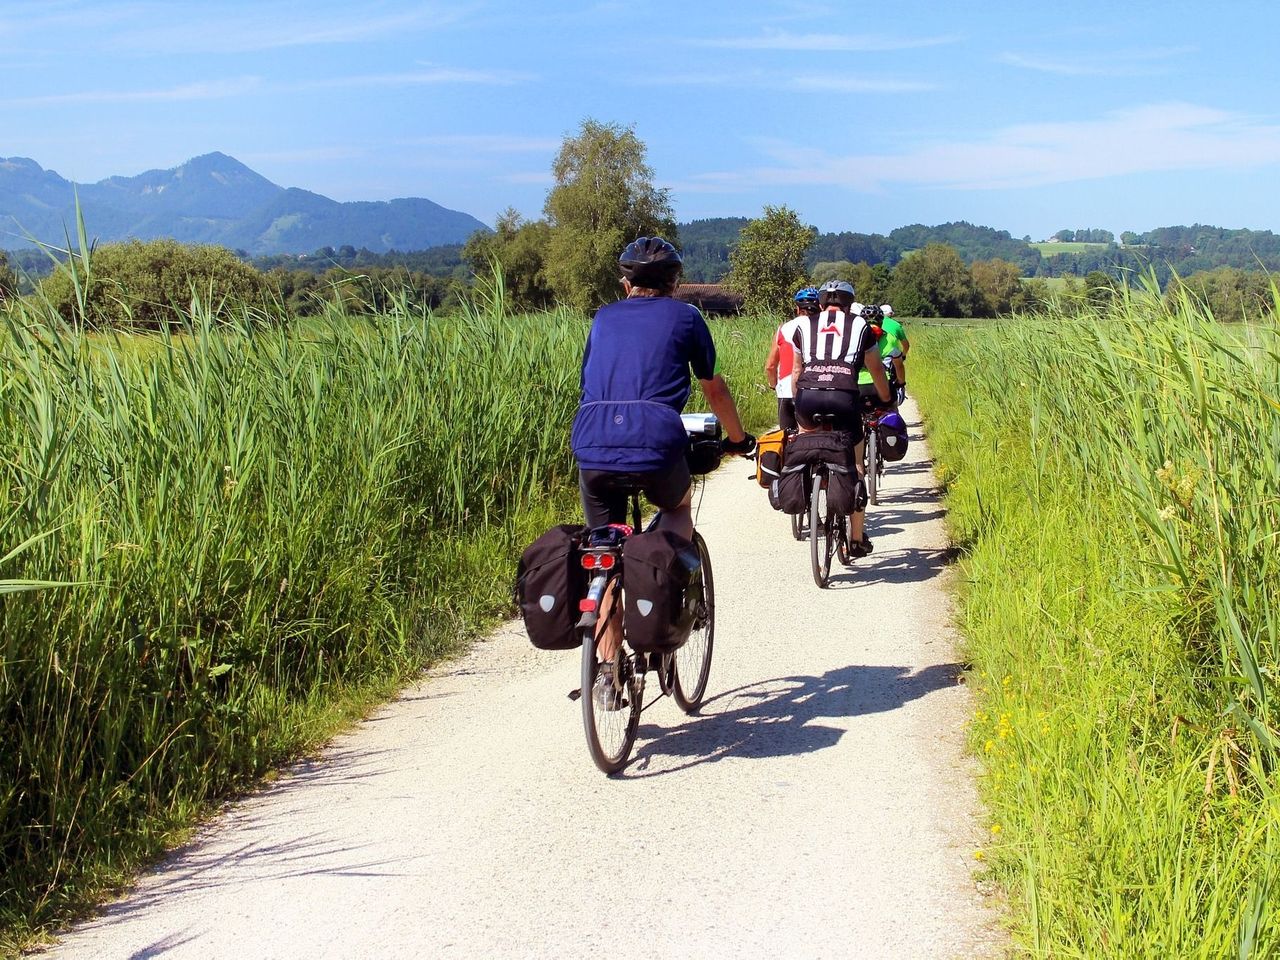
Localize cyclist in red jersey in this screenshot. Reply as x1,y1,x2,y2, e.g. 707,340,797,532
764,286,820,430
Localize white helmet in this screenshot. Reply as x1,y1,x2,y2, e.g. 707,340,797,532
880,304,893,317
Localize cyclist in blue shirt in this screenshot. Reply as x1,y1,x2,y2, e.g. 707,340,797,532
571,237,754,682
572,237,755,542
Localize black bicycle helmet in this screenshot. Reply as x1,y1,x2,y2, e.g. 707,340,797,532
859,303,883,322
618,236,682,287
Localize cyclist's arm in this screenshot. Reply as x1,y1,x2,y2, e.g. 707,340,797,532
866,346,891,403
764,339,781,389
700,374,747,444
791,350,803,396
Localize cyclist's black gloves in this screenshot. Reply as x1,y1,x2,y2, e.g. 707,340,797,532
723,432,757,457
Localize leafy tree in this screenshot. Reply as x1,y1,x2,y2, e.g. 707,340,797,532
463,208,554,310
724,204,816,315
970,258,1024,316
1167,267,1276,321
887,243,983,318
810,260,858,284
542,119,676,312
39,239,274,328
0,250,15,301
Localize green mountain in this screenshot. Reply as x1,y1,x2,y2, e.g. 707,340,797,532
0,152,488,255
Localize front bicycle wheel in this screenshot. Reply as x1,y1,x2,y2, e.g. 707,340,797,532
809,471,832,588
581,626,641,774
672,531,714,712
866,428,879,506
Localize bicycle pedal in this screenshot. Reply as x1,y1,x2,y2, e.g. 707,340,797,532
568,688,582,702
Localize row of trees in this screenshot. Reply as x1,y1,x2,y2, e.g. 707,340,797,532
722,206,1044,318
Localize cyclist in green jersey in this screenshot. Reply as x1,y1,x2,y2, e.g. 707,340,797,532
857,305,909,404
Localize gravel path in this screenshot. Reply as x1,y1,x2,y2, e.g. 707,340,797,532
48,400,1001,959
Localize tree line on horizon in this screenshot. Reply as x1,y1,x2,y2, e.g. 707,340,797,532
5,118,1279,324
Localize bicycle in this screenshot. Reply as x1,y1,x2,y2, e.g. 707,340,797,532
862,363,904,506
574,416,719,774
798,414,853,589
863,408,883,507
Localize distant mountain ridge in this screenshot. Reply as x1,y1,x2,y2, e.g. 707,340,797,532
0,152,489,255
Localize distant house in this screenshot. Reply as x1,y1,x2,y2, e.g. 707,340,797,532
675,283,743,315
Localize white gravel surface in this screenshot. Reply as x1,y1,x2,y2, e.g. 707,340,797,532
48,399,1002,959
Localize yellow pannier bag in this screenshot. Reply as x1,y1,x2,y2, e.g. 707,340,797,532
755,428,788,488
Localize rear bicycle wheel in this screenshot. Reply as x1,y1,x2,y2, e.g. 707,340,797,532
836,514,853,565
672,531,714,712
809,471,832,588
866,428,879,506
581,623,641,774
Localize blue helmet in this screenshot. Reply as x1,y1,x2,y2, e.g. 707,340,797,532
794,286,820,306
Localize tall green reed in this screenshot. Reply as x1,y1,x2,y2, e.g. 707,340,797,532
911,288,1280,956
0,253,776,948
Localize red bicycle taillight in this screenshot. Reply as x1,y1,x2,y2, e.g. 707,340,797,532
598,554,616,570
579,598,597,612
581,554,596,569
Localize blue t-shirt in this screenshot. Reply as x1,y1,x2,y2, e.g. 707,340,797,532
571,296,717,472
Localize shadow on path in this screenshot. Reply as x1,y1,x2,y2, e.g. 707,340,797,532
625,662,965,778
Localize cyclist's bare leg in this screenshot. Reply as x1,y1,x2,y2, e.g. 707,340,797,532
855,439,866,477
655,486,694,541
596,579,622,662
851,509,866,543
595,487,693,664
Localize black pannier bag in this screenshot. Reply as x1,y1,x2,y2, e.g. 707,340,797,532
825,464,861,515
769,463,809,514
515,524,587,650
785,429,856,472
621,529,701,653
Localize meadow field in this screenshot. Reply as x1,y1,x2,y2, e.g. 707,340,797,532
4,268,1279,957
911,288,1280,956
1030,241,1111,256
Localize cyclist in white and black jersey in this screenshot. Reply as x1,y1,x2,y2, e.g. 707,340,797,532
790,279,892,557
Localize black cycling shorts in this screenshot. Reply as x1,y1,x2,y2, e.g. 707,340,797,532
795,389,863,439
777,396,797,431
579,459,691,529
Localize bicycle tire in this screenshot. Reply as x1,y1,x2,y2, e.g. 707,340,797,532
866,427,879,506
809,471,832,588
580,620,641,774
836,514,852,566
672,530,714,712
657,652,675,697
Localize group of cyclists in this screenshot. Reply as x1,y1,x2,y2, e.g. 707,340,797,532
764,280,909,556
567,236,909,713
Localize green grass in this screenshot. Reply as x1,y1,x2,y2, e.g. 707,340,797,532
0,269,778,953
1031,241,1110,256
910,285,1280,957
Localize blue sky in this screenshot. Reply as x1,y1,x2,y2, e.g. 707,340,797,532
4,0,1280,237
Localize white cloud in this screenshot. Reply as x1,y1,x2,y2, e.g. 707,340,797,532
695,30,960,52
9,76,262,106
662,69,935,94
111,3,476,54
999,46,1195,77
693,103,1280,192
405,135,561,153
789,75,938,93
291,68,528,92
